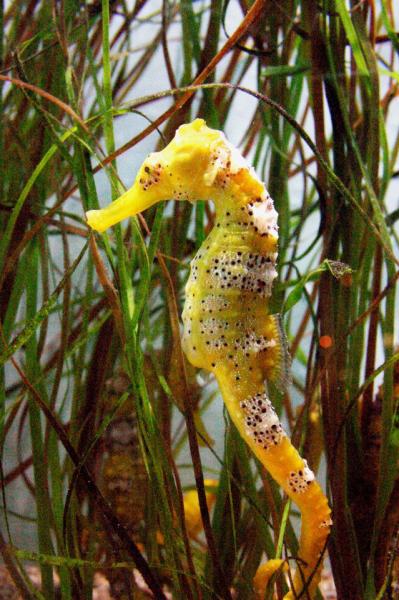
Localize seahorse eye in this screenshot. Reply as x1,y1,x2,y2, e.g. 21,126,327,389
169,143,210,177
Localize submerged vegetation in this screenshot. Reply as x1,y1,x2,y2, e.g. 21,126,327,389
0,1,398,599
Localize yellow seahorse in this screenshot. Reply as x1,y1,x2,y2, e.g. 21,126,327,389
86,119,332,599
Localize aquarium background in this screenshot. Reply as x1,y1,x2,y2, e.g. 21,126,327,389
1,1,398,599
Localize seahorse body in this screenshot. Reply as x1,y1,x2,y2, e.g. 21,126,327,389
86,119,331,598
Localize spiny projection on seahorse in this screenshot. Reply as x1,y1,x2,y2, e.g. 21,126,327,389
86,119,332,599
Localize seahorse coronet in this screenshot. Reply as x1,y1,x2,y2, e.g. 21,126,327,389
85,118,331,599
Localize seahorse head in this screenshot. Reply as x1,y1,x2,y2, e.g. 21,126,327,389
140,118,227,200
86,119,254,232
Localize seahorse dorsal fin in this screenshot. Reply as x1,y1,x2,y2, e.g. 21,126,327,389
270,314,292,392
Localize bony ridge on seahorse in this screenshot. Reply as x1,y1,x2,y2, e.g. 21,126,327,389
86,119,332,599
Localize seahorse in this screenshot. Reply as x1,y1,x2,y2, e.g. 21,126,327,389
86,119,332,599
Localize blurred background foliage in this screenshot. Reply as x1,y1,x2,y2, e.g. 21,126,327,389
0,1,398,599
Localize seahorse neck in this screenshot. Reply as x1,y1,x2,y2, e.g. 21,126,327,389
209,184,279,258
212,188,248,220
